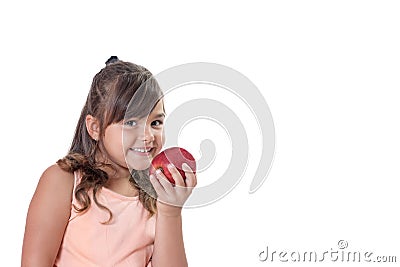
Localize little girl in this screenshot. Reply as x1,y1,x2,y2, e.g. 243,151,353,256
21,57,197,267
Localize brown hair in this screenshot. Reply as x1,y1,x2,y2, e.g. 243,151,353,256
57,57,162,221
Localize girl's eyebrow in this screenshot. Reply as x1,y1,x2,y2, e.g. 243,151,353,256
153,113,166,119
126,113,165,121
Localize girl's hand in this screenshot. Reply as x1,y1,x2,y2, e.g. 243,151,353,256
150,163,197,217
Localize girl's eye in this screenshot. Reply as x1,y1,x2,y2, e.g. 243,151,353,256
152,120,163,127
124,120,137,127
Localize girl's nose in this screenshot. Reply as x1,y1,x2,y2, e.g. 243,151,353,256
142,124,155,142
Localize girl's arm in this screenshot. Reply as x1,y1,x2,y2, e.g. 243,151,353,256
152,205,187,267
150,164,197,267
21,164,74,267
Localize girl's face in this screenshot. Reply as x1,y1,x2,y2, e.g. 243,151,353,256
102,100,165,172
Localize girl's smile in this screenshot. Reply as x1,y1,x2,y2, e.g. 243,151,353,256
130,147,154,155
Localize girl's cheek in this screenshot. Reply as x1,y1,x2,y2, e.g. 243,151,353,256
161,131,166,146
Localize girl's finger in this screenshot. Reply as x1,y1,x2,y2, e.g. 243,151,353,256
167,164,185,187
149,174,165,194
182,163,197,188
156,169,174,192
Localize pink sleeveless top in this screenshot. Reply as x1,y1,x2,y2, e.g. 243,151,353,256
54,172,156,267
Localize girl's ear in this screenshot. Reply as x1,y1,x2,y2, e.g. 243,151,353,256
86,115,100,141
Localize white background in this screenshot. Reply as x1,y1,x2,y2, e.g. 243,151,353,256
1,1,399,266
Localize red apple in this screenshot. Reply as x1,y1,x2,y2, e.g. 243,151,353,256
149,147,197,184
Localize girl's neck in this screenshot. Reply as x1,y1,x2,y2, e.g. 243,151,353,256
95,153,130,179
104,176,139,197
101,164,139,197
94,153,139,197
102,163,130,180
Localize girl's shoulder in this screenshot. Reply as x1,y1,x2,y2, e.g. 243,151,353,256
36,164,75,199
43,163,74,176
41,164,75,183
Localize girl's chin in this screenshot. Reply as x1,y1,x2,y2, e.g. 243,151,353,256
125,155,154,170
127,162,151,171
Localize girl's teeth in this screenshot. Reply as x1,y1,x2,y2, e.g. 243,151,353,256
133,148,151,153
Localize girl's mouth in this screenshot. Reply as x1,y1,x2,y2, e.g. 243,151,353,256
130,147,154,156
